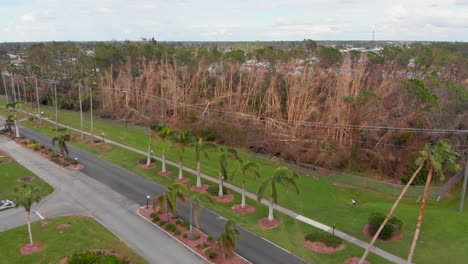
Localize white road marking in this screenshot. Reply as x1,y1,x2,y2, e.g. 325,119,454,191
35,211,44,220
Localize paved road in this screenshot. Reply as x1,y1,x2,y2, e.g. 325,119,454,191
0,137,205,264
11,125,308,264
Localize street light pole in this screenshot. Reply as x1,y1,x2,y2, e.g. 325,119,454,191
74,157,78,168
146,195,150,209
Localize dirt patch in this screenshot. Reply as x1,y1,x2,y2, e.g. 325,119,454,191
20,242,44,255
303,240,345,253
174,177,190,183
138,163,156,170
258,218,282,229
191,184,210,193
363,224,402,242
18,176,35,182
41,220,52,227
57,224,71,230
64,164,84,171
158,170,173,176
96,145,112,152
232,204,256,215
213,194,234,203
344,257,371,264
57,257,67,264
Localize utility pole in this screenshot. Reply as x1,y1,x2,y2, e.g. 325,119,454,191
459,153,468,212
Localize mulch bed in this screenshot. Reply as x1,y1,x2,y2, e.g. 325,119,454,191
303,240,345,253
191,184,210,193
96,145,112,152
158,170,173,176
57,224,71,230
363,224,402,242
258,218,282,229
64,164,84,171
138,163,156,170
87,141,105,147
232,204,256,215
20,242,44,255
18,176,35,182
41,220,52,227
344,257,371,264
213,194,234,203
174,177,190,183
138,207,248,264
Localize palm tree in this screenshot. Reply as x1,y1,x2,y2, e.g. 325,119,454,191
5,115,15,134
232,159,260,209
173,130,192,180
359,159,427,264
87,73,97,143
29,64,42,123
406,140,459,263
153,182,188,219
158,124,172,174
194,138,214,188
257,167,299,222
188,193,207,238
1,62,10,103
74,66,86,141
218,147,239,197
217,220,240,258
52,134,69,158
6,101,22,138
14,184,42,246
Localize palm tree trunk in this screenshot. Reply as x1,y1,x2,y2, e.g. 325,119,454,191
22,79,26,103
407,164,433,263
268,199,274,221
189,201,193,235
196,161,201,188
54,82,58,131
359,159,426,264
26,211,33,246
34,77,41,123
14,120,20,138
161,148,167,172
241,183,246,208
78,83,84,141
3,74,9,103
219,172,224,197
90,86,94,143
146,139,152,167
11,74,17,101
178,158,183,180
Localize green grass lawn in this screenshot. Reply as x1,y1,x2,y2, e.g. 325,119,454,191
0,215,147,264
0,154,53,202
1,103,468,263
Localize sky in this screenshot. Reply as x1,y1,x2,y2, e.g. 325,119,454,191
0,0,467,42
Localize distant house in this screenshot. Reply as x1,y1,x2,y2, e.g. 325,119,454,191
408,58,415,68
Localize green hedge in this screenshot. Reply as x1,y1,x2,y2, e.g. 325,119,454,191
368,212,403,240
68,251,125,264
304,231,343,248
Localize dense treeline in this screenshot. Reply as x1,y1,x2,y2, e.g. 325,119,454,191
0,40,466,183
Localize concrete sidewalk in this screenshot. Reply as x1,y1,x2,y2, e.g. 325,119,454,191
0,137,205,264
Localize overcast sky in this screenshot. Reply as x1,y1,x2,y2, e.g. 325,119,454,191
1,0,467,42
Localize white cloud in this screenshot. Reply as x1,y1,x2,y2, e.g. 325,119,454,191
0,0,466,42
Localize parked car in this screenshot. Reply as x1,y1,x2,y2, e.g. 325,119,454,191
0,200,15,210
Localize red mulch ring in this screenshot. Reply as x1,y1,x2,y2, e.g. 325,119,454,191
64,164,84,171
137,207,248,264
57,258,67,264
41,220,52,227
158,170,173,176
363,224,402,242
191,184,210,193
57,224,71,230
97,145,112,152
345,257,371,264
303,240,345,253
20,242,44,255
87,141,105,146
258,218,282,229
232,204,256,215
138,163,156,170
174,177,190,183
213,194,234,203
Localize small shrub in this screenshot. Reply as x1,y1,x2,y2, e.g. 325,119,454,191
368,212,403,240
138,157,156,164
176,220,190,229
174,230,181,236
195,243,203,249
183,234,188,239
165,223,177,232
207,236,215,243
159,221,166,226
150,213,156,218
207,185,228,196
305,231,343,248
188,233,200,241
207,251,218,260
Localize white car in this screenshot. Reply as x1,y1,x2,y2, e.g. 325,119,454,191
0,200,15,210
